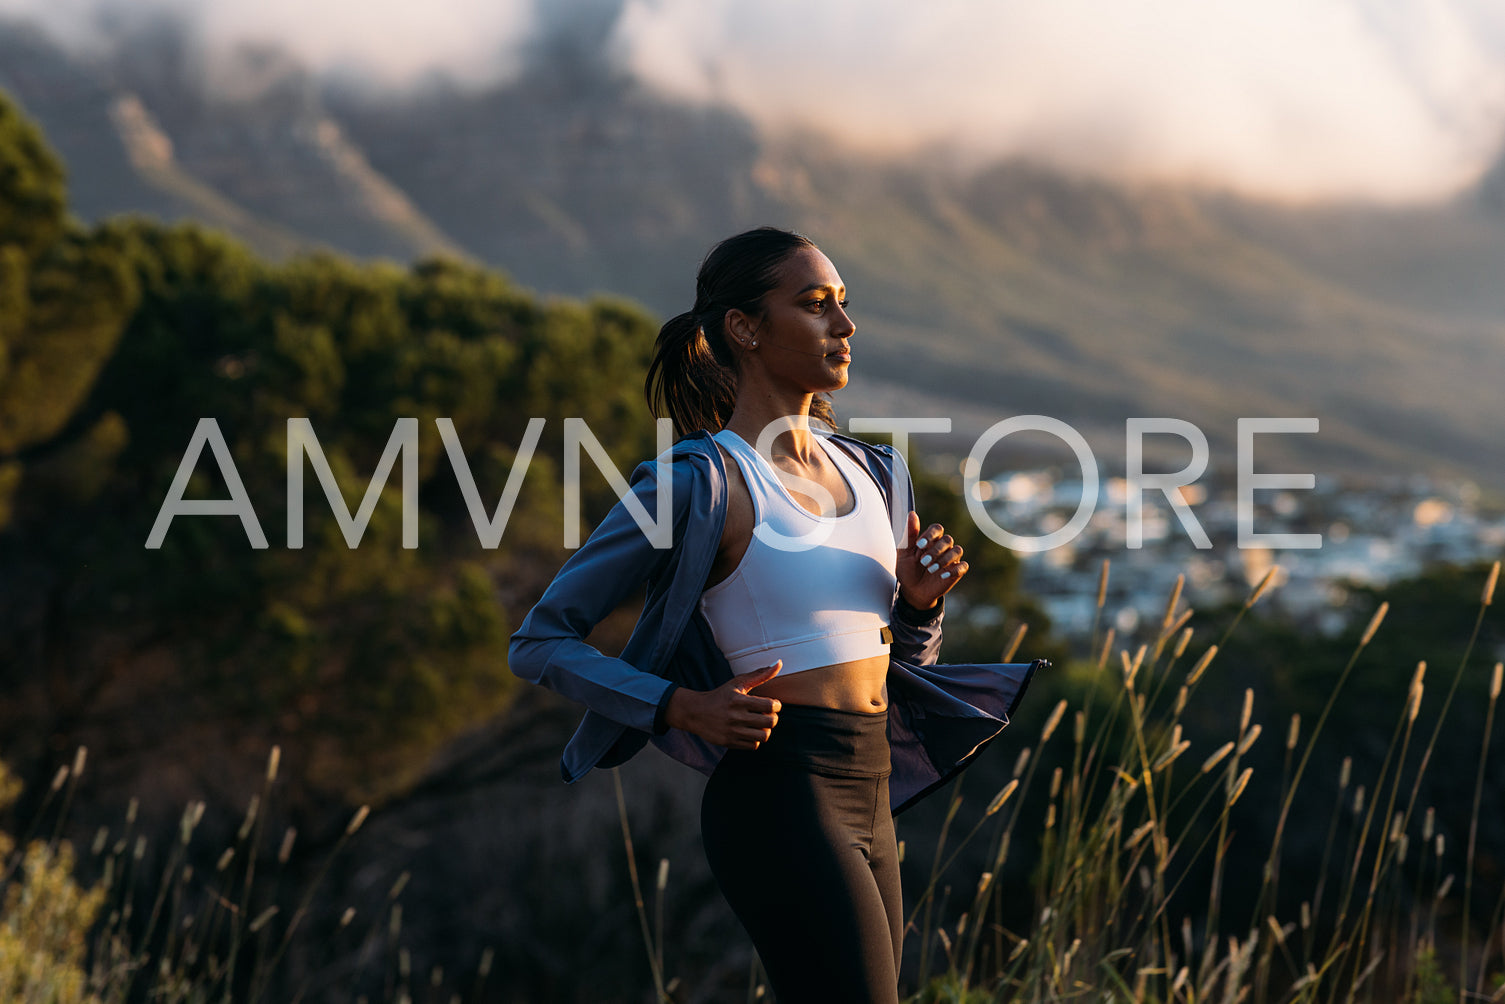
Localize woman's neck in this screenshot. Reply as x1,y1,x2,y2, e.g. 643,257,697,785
723,389,820,464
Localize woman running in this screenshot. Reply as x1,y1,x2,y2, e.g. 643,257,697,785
509,226,1041,1003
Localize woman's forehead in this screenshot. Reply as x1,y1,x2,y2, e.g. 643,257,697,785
774,246,844,293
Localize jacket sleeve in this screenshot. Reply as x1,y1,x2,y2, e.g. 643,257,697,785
507,455,687,735
883,444,945,666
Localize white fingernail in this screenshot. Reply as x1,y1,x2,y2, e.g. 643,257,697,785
928,565,938,574
920,554,933,567
941,571,951,579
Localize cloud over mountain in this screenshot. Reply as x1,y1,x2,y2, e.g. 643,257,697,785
4,0,1504,200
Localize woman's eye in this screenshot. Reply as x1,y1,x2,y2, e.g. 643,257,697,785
805,297,849,313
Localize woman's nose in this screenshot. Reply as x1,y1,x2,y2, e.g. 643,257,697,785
833,303,855,338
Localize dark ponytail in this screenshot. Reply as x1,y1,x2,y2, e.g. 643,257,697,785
645,227,837,438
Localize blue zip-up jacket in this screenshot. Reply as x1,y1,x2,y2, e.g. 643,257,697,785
507,429,1041,815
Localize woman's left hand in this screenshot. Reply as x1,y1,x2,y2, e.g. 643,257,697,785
896,510,967,611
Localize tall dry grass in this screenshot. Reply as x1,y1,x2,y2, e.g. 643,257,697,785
3,558,1500,1003
615,558,1504,1003
884,559,1503,1004
0,746,498,1004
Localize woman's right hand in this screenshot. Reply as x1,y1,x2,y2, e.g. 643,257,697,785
665,660,783,748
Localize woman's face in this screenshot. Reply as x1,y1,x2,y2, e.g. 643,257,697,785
734,246,856,393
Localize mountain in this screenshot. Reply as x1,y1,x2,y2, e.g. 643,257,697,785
3,14,1503,488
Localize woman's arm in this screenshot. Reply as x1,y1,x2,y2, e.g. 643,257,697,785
885,445,960,667
891,590,945,666
507,454,687,735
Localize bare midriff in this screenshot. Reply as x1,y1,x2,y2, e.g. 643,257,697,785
746,652,891,713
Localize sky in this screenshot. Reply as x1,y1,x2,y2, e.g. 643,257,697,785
4,0,1505,203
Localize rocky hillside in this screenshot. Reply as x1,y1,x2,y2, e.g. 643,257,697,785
3,13,1503,486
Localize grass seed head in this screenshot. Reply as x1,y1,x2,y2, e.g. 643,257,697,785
250,906,278,933
1188,646,1218,686
1247,565,1278,608
1162,574,1185,631
1153,740,1191,771
1097,628,1116,669
1360,601,1389,646
1041,700,1067,743
1201,742,1235,774
238,795,260,841
1013,747,1032,778
987,780,1020,816
1003,622,1028,662
1228,767,1253,805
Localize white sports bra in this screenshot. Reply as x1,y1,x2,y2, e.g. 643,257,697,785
699,429,898,676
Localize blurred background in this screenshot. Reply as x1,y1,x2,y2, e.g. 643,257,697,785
1,1,1503,1001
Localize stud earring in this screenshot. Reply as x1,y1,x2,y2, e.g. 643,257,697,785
751,340,758,348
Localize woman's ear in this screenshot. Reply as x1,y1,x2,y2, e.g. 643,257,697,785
724,307,758,348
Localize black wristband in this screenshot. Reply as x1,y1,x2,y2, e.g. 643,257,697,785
894,593,944,626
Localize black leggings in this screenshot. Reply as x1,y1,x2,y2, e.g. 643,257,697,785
700,703,902,1004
